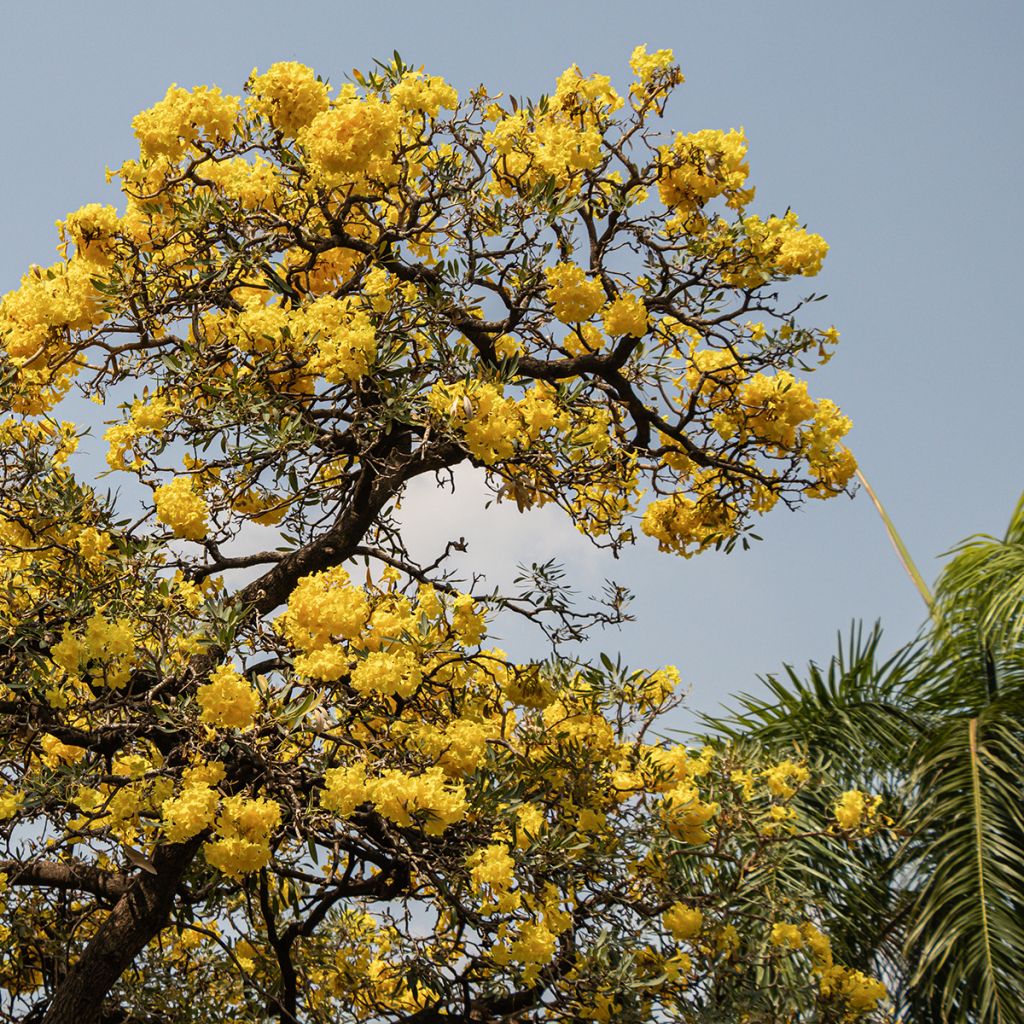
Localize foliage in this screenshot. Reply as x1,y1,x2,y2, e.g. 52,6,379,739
0,50,880,1024
703,497,1024,1023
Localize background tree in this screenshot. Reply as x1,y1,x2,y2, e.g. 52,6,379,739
704,494,1024,1024
0,51,880,1023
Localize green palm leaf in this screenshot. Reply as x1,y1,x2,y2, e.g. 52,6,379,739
701,491,1024,1022
903,708,1024,1023
701,621,925,788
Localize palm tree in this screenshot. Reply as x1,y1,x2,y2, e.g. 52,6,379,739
701,494,1024,1023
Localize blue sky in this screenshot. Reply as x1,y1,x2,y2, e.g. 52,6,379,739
2,0,1021,719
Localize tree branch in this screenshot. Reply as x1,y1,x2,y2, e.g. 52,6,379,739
0,858,132,900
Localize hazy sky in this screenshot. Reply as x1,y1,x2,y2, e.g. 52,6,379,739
2,1,1021,722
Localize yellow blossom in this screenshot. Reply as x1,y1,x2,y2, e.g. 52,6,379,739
197,664,259,730
154,476,209,541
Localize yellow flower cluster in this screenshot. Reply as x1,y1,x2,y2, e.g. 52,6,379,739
105,391,178,470
737,372,817,448
451,593,486,645
622,665,680,711
772,921,888,1015
561,321,605,356
467,843,521,914
663,903,703,941
0,789,24,820
50,610,136,689
321,763,467,835
304,295,378,383
719,212,829,286
602,293,649,337
197,664,259,730
161,763,224,843
429,380,566,465
642,491,736,559
658,128,754,220
490,888,573,983
683,346,745,403
230,487,288,526
39,734,86,767
770,922,805,950
56,203,120,266
1,259,103,361
544,263,606,323
132,84,239,161
372,767,468,834
763,759,811,799
484,64,620,197
506,920,557,970
153,476,209,541
201,156,282,211
351,650,422,698
655,342,855,520
802,399,857,496
195,289,380,386
248,62,329,136
390,70,459,118
277,566,370,653
757,211,829,277
404,716,497,776
204,795,281,877
629,44,677,87
541,698,615,754
501,663,557,709
319,763,367,816
833,789,884,830
300,89,403,180
660,780,720,843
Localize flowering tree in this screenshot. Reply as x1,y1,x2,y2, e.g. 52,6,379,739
0,50,885,1023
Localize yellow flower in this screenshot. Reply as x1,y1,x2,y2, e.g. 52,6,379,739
204,795,281,877
300,93,402,179
834,789,883,830
197,664,259,730
629,44,676,85
545,263,606,323
154,476,209,541
0,789,25,820
132,84,239,161
663,903,703,941
770,922,804,949
390,71,458,118
248,62,329,136
602,294,649,337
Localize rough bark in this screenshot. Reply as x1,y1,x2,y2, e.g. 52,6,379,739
40,838,201,1024
0,859,132,900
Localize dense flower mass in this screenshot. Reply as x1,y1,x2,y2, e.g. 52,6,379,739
197,664,260,729
0,49,881,1024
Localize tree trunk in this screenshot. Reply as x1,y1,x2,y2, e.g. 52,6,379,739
41,838,201,1024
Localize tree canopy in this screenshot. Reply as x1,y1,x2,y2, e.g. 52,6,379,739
0,51,881,1024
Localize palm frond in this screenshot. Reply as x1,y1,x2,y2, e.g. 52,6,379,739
858,469,934,611
698,493,1024,1023
902,707,1024,1024
932,491,1024,676
699,622,926,787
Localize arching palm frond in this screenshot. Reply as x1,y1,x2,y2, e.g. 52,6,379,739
697,626,925,998
899,493,1024,1022
902,707,1024,1024
928,492,1024,703
701,622,926,789
701,493,1024,1023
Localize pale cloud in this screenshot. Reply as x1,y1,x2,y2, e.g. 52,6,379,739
398,465,606,592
